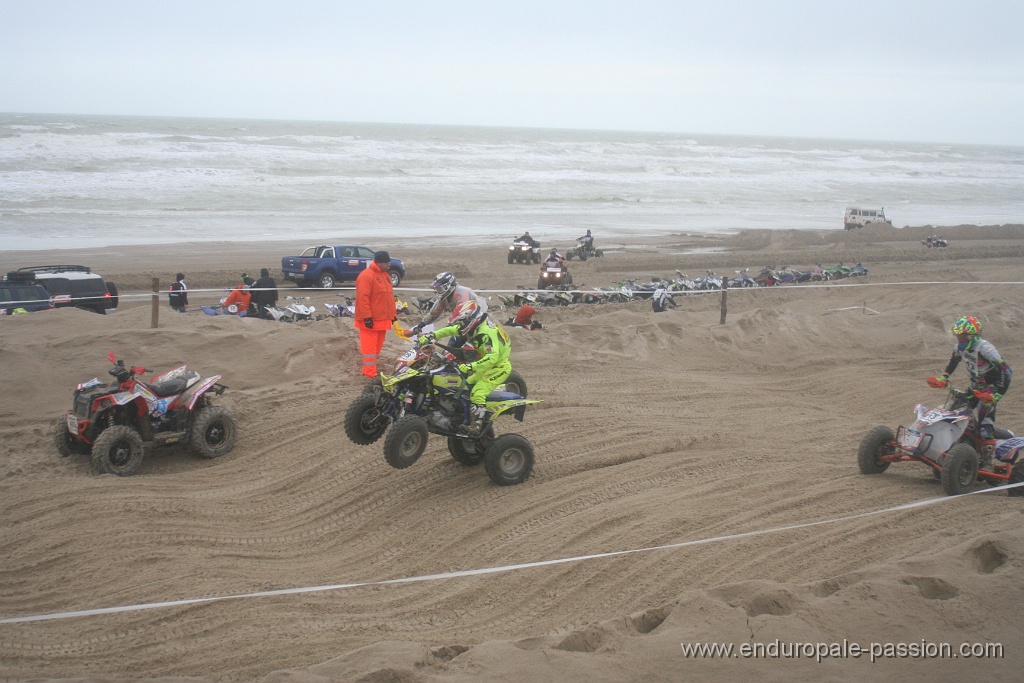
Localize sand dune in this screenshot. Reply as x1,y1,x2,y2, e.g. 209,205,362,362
1,226,1022,681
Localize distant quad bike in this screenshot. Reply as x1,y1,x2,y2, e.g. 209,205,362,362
54,351,236,476
566,243,603,261
537,263,573,290
508,239,541,265
345,339,539,485
858,388,1021,496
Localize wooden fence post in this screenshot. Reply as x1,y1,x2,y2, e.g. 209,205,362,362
151,278,160,329
719,277,729,325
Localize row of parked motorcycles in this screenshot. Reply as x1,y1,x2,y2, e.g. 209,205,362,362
204,294,416,323
496,261,870,310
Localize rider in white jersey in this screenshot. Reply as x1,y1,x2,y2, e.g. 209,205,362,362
928,315,1012,442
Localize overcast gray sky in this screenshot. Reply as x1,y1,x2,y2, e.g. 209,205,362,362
3,0,1022,145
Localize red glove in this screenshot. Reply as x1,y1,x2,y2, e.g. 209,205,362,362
926,375,948,389
973,389,996,405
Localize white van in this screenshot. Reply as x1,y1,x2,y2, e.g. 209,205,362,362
844,207,889,230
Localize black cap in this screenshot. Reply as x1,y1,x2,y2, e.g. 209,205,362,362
260,268,270,277
176,272,185,281
374,251,391,264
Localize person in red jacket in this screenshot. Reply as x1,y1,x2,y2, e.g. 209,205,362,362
354,251,397,378
506,303,541,330
221,274,253,315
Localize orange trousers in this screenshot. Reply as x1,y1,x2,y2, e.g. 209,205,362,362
359,327,388,377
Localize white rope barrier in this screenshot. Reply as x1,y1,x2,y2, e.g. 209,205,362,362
2,482,1021,625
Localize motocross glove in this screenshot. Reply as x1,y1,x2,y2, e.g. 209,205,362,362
410,322,424,334
458,363,473,375
417,333,434,345
363,317,374,329
926,374,949,389
973,389,1000,405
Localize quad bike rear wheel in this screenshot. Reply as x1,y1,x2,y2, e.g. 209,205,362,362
484,433,534,485
190,405,237,459
941,443,979,496
384,415,429,469
344,394,389,445
54,417,90,457
444,436,487,466
501,370,528,398
1008,460,1024,497
857,425,894,474
91,425,146,476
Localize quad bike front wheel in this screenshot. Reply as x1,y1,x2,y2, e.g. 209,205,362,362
384,415,429,469
190,406,237,459
941,443,979,496
857,425,894,474
484,433,534,485
91,425,146,476
54,416,90,457
344,394,389,445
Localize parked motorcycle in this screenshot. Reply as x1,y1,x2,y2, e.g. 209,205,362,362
345,340,539,485
692,270,723,290
728,268,757,288
54,351,236,476
265,296,318,322
858,387,1018,495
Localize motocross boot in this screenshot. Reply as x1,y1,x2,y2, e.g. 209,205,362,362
459,404,487,437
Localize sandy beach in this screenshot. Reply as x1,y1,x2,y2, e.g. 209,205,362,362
2,222,1023,682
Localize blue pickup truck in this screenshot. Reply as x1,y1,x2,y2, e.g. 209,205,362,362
281,245,406,288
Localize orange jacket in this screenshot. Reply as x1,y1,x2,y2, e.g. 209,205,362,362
354,262,396,328
513,304,537,325
223,286,251,311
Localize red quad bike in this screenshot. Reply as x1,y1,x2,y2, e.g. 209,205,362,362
54,351,237,476
858,387,1022,496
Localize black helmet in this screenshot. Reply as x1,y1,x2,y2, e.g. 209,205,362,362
432,272,457,298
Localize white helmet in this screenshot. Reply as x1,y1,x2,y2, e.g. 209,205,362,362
448,300,484,335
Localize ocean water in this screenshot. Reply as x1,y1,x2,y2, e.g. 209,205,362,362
1,113,1023,251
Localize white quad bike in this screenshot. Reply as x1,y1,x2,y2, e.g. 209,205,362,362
858,387,1022,496
266,296,317,322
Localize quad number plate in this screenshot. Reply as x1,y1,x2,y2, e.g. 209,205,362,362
901,428,923,449
66,413,79,435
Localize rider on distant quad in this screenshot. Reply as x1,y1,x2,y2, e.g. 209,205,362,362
543,249,566,268
419,300,512,435
927,316,1012,448
516,231,540,247
578,229,594,252
408,271,488,337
